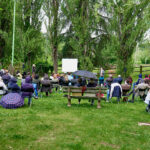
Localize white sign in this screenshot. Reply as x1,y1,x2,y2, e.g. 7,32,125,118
62,59,78,73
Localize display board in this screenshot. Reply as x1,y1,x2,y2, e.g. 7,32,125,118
62,59,78,73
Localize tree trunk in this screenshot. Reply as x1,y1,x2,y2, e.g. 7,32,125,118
53,47,58,74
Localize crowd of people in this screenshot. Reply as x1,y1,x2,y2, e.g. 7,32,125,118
0,68,150,112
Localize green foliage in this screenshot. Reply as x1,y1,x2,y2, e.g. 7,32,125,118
36,61,53,75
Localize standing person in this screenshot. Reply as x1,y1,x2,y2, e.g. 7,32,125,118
100,67,105,77
22,63,25,71
99,76,104,87
106,74,113,102
68,72,73,86
32,74,40,99
32,64,36,73
32,64,36,79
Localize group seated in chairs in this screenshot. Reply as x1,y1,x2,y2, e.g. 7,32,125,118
1,68,150,112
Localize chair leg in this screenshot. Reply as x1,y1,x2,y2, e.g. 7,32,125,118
68,98,71,107
97,100,101,109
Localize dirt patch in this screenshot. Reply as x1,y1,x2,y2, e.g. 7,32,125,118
100,142,120,149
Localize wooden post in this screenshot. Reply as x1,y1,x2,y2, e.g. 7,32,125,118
67,87,71,107
140,65,142,74
97,87,101,109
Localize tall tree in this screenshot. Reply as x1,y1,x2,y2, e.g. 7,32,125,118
43,0,60,73
101,0,150,77
0,0,12,65
62,0,96,71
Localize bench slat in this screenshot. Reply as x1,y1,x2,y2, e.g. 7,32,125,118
62,86,107,90
64,95,105,99
63,89,107,93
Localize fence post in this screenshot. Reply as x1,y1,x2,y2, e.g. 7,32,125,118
140,65,142,74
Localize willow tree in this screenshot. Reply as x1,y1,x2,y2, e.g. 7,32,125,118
43,0,60,73
14,0,44,67
102,0,150,77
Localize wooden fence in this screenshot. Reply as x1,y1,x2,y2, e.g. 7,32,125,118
94,64,150,75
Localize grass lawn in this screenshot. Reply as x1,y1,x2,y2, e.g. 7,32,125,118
0,92,150,150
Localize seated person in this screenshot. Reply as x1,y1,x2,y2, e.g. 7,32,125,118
16,71,22,80
62,75,69,86
145,89,150,112
110,80,122,102
125,76,133,85
133,74,143,89
87,78,97,105
0,76,8,95
2,70,11,86
8,77,20,93
21,76,34,106
41,74,52,96
113,75,123,85
144,75,150,85
68,73,73,86
71,76,78,86
134,81,150,101
121,83,131,102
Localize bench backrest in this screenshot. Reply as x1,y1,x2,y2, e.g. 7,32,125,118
62,86,107,97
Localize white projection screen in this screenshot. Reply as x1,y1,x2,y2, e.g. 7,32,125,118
62,59,78,73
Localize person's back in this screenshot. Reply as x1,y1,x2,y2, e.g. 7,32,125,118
8,78,20,93
106,75,113,88
2,73,11,85
115,75,123,84
41,74,51,96
21,76,34,97
87,79,97,87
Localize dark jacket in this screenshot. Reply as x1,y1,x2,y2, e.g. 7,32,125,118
87,81,97,87
21,77,34,97
41,74,51,92
2,74,11,85
106,77,113,89
113,77,123,84
136,74,143,85
99,76,104,85
8,78,20,93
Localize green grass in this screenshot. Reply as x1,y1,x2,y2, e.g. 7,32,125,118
0,92,150,150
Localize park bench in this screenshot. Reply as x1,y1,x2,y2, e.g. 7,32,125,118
62,86,107,109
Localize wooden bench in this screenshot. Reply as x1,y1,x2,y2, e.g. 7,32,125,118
62,86,107,108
